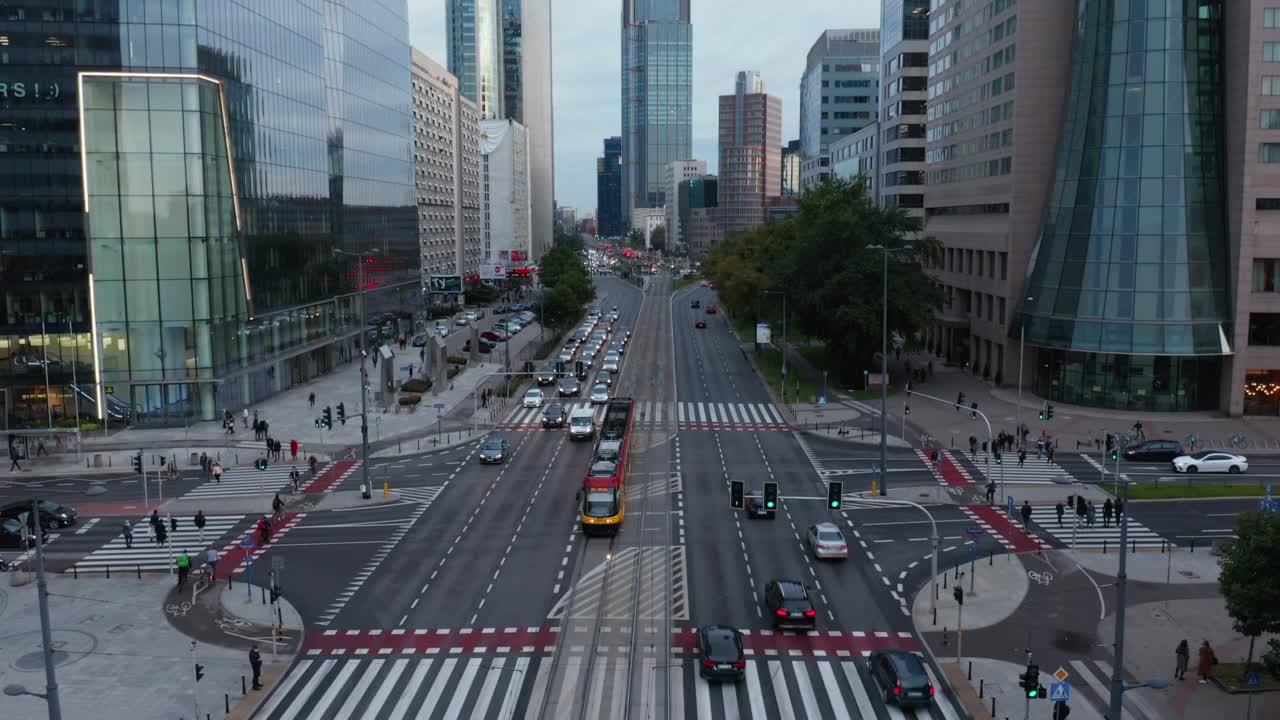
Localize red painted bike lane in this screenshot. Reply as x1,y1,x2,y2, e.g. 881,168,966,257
962,504,1045,553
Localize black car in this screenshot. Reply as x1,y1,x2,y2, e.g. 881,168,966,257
698,625,745,681
0,517,34,549
478,438,509,464
867,649,934,708
745,489,775,519
1123,439,1184,462
691,299,701,309
558,377,580,397
765,579,816,630
535,366,558,386
542,403,567,428
0,499,78,529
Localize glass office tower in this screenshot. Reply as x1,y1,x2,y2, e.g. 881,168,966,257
0,0,415,428
1016,0,1229,411
621,0,693,219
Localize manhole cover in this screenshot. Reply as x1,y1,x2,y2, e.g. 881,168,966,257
2,630,97,672
1053,630,1094,654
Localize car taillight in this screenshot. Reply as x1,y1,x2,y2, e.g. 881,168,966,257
775,608,788,617
893,684,902,696
735,660,746,669
840,545,847,551
804,609,816,618
702,660,714,669
928,684,936,696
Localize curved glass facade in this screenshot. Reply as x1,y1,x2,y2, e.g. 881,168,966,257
1016,0,1229,411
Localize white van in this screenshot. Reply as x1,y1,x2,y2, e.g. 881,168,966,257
569,406,596,440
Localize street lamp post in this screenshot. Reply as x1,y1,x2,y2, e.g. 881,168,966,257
867,245,912,496
333,248,379,498
857,496,941,619
762,290,787,405
1014,297,1033,449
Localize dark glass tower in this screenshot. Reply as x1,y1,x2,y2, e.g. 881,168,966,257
597,137,624,238
1016,0,1229,411
0,0,415,428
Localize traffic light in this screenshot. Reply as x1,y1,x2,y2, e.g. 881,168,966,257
322,405,332,429
1020,663,1041,698
337,402,346,425
827,481,843,510
195,663,204,682
1039,403,1046,420
730,479,744,509
904,403,910,415
953,586,963,606
763,481,778,510
994,451,1002,465
1110,445,1119,462
256,457,268,472
1046,404,1054,420
131,452,143,474
555,360,565,375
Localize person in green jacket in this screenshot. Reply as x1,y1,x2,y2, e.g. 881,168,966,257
176,550,191,589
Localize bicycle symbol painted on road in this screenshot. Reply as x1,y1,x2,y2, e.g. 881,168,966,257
1027,570,1054,586
165,601,192,617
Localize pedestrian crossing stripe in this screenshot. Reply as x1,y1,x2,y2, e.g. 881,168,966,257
1025,506,1169,549
970,451,1076,485
255,655,961,720
66,514,244,572
393,486,446,505
497,400,790,430
180,466,302,499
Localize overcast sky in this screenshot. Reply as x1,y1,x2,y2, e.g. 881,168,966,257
408,1,880,215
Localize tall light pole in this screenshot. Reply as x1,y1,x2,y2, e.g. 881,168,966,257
1015,296,1033,447
867,244,911,496
763,290,787,405
333,248,379,497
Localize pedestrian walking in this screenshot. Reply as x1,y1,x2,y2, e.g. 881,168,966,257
212,461,223,483
35,439,48,456
205,547,219,581
249,645,263,690
290,467,300,492
242,407,249,428
176,550,191,588
1115,497,1124,519
1047,445,1056,464
1076,498,1088,523
149,508,162,536
155,520,168,546
1055,502,1065,527
1087,501,1097,527
1175,639,1190,680
1197,640,1217,683
199,452,209,477
8,447,21,471
121,521,134,548
1017,449,1027,467
308,392,316,408
272,493,284,519
258,515,272,544
193,510,206,540
1103,498,1114,528
955,392,965,411
1020,500,1033,526
290,439,298,461
986,482,996,505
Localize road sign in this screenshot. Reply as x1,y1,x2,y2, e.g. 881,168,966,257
870,464,881,473
1053,667,1070,682
427,275,463,294
1247,671,1260,687
1049,682,1070,702
966,526,984,536
434,403,445,410
817,396,827,405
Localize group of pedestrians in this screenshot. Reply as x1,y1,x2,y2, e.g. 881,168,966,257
1174,639,1217,683
1041,495,1125,527
198,453,224,482
479,388,496,408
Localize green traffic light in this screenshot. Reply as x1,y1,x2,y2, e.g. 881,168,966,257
1029,688,1039,698
829,500,839,509
766,501,776,509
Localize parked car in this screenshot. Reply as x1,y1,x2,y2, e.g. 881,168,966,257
1172,451,1248,474
1123,440,1184,462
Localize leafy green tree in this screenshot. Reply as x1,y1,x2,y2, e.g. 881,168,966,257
626,229,645,249
650,226,667,253
1219,511,1280,674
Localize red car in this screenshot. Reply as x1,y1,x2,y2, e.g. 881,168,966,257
705,306,717,314
695,320,707,329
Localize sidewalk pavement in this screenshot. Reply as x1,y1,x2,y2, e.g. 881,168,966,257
911,550,1030,632
893,351,1280,453
0,575,246,720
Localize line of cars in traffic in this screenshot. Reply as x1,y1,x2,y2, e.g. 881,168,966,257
1120,439,1249,473
525,306,628,414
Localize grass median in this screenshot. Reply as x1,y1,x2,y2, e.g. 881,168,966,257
1123,481,1269,500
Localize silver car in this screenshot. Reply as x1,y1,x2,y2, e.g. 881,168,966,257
589,383,610,404
602,354,621,372
806,522,848,560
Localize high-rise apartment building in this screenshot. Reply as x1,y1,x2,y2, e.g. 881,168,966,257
622,0,693,220
781,139,802,196
830,122,880,199
479,120,532,270
596,137,624,238
0,1,416,428
879,1,929,217
447,0,553,262
679,175,719,258
799,29,880,191
411,50,483,285
664,160,708,250
718,72,783,234
922,0,1073,391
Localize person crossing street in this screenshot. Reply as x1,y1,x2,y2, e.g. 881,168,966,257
1020,500,1033,527
249,645,263,690
1055,501,1065,527
121,521,134,548
175,550,191,588
1103,498,1115,528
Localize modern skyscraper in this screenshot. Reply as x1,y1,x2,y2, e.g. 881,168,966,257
664,160,708,250
447,0,553,262
622,0,693,221
596,137,624,238
878,1,929,218
411,50,483,284
922,0,1074,391
0,0,416,428
718,72,783,234
479,120,532,271
679,175,720,258
799,29,880,191
1016,1,1231,412
781,139,802,196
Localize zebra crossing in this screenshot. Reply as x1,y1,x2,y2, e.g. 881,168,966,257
547,546,689,621
392,486,446,505
181,466,299,499
496,400,790,431
1026,505,1170,549
66,513,244,573
970,451,1077,485
254,654,961,720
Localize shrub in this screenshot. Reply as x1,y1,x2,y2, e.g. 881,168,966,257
401,378,431,393
447,366,461,379
398,394,421,406
447,355,466,365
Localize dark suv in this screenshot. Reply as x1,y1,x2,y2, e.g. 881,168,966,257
1123,439,1184,462
542,403,567,429
697,625,745,681
745,489,775,519
867,649,934,708
764,579,816,630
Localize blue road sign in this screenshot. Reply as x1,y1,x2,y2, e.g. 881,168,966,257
1049,682,1070,702
966,526,984,536
871,464,881,474
1247,671,1260,687
434,403,445,410
818,396,827,405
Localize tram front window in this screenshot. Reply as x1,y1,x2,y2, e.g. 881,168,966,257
584,490,618,518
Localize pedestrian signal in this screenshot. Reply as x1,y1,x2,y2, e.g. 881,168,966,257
953,586,963,606
1020,663,1041,697
763,481,778,510
195,663,205,682
827,481,843,510
1110,448,1119,462
994,451,1003,465
730,480,744,509
337,402,347,425
131,452,143,474
256,458,268,472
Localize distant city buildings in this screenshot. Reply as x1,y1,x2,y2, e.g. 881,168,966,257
664,160,708,251
679,175,719,259
878,0,928,219
630,208,666,250
781,139,802,196
596,137,624,238
830,122,879,200
412,50,483,285
479,119,532,274
798,29,880,192
717,71,783,234
622,0,693,222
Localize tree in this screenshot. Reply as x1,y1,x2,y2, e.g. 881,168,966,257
1219,511,1280,673
626,229,645,249
650,226,667,253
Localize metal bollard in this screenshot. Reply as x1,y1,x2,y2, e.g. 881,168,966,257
1103,539,1108,554
1190,539,1196,553
226,694,231,713
968,661,973,679
262,586,267,604
932,606,937,625
943,573,948,589
72,566,78,579
242,676,247,695
989,551,994,566
991,697,996,717
137,564,142,579
1132,538,1137,554
979,678,984,698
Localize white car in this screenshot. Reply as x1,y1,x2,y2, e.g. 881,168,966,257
1172,451,1248,474
464,311,480,322
589,384,610,404
806,522,848,560
455,315,469,327
434,322,449,337
522,389,544,408
602,354,621,372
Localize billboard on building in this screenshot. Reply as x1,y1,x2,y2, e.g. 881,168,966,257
479,264,508,281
